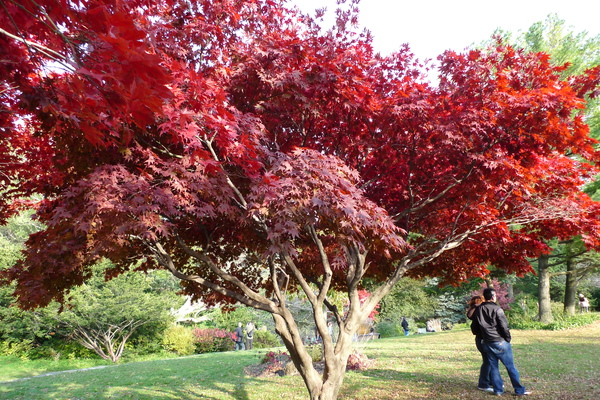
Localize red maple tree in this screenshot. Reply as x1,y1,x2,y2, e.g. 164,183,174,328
2,1,600,399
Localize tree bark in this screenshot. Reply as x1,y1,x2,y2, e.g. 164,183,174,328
563,257,578,315
272,309,353,400
484,277,494,289
537,254,554,323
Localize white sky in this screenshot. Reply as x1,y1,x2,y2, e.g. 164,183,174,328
293,0,600,61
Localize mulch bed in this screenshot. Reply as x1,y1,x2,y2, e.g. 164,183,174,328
244,361,325,377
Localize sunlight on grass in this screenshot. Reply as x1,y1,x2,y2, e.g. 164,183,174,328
1,321,599,399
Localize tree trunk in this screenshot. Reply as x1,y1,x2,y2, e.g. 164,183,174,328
272,308,357,400
507,281,514,300
563,257,578,315
484,276,494,289
537,254,554,323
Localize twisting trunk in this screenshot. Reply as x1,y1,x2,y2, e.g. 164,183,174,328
65,320,144,362
272,309,356,400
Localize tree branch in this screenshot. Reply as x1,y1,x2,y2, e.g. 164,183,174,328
148,240,277,313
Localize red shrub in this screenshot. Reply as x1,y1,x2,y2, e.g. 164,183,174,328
192,328,234,353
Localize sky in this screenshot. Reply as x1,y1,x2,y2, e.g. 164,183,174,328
292,0,600,61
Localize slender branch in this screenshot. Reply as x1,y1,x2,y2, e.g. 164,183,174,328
550,263,599,277
0,27,68,62
201,136,248,209
307,224,333,304
345,242,366,294
393,164,477,222
148,240,277,313
280,249,317,304
269,257,288,310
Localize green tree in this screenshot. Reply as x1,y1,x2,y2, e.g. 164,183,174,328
519,15,600,139
492,15,600,318
493,14,600,139
0,212,59,353
373,278,437,322
57,263,180,362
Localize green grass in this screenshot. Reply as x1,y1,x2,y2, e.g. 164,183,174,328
2,321,600,399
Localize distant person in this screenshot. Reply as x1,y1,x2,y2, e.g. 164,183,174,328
245,321,255,350
234,322,245,351
401,317,409,336
579,294,590,312
473,288,531,396
467,295,492,393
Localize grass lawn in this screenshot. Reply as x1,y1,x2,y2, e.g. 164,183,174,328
1,320,599,399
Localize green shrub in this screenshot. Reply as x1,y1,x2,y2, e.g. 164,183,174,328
126,335,165,357
0,339,34,360
305,344,322,362
509,306,600,330
162,325,195,356
53,340,98,360
509,316,544,330
374,320,401,338
544,312,600,330
253,329,280,348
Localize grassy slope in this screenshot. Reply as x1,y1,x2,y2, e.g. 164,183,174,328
1,321,599,399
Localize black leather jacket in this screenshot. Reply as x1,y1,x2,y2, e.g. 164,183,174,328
472,301,511,343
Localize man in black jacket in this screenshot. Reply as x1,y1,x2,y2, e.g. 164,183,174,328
472,288,531,396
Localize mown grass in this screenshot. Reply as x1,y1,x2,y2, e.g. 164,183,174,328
1,320,599,399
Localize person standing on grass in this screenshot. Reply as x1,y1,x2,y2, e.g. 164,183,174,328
245,321,255,350
467,295,493,393
473,288,531,396
579,294,590,312
234,322,245,351
401,317,409,336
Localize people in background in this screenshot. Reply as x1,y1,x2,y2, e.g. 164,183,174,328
245,321,255,350
401,317,409,336
579,294,590,312
234,322,245,351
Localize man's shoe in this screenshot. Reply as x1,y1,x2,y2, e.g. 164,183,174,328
513,392,532,396
478,387,494,393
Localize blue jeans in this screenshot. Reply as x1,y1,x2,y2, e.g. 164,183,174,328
483,341,527,395
404,329,409,336
475,338,492,388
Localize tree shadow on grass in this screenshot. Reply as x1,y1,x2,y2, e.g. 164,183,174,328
0,352,272,400
513,340,600,400
338,338,600,400
341,366,491,400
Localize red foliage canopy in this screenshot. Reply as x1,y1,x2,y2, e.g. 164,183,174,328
1,0,600,311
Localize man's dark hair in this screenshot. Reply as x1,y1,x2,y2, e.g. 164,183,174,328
483,288,496,301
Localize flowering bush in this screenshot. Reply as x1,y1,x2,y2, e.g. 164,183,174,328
261,350,288,364
346,350,372,371
260,350,290,375
192,328,234,354
471,279,515,310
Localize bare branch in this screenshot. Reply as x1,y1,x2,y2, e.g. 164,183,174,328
0,27,68,63
148,240,277,313
307,224,333,304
